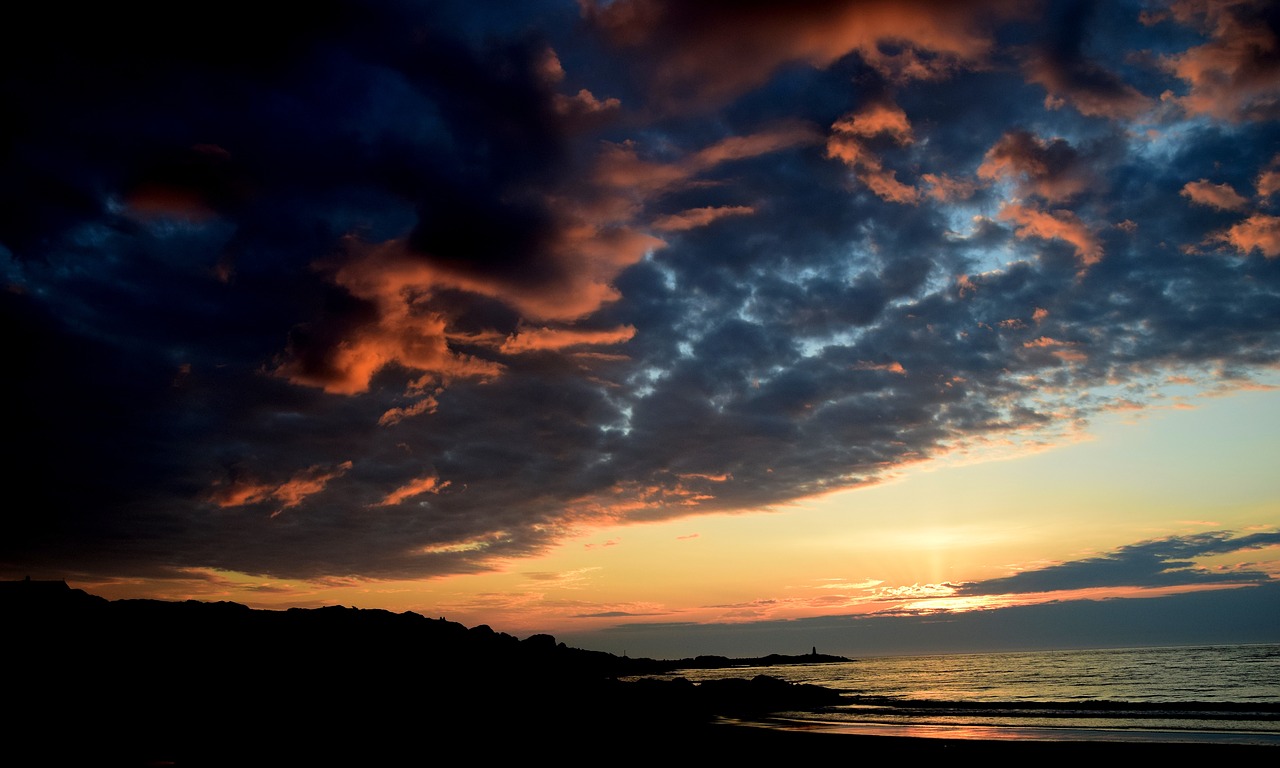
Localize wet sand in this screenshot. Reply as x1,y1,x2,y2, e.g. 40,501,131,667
25,719,1279,766
697,719,1280,759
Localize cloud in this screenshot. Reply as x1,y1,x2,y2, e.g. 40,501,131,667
977,130,1092,202
585,0,1030,109
571,610,667,618
211,462,354,517
1181,179,1250,210
997,202,1103,267
1259,168,1280,197
6,0,1280,589
576,582,1280,657
827,102,920,203
921,173,978,202
852,361,906,374
1155,0,1280,122
594,123,823,193
1217,213,1280,257
122,144,245,222
273,264,506,396
375,475,446,507
379,395,441,426
1023,0,1153,119
955,531,1280,595
500,325,637,354
555,89,622,119
651,206,756,232
831,102,915,143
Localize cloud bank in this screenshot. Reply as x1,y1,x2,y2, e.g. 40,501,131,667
3,0,1279,586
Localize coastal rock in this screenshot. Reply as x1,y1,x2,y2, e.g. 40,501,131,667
0,580,849,763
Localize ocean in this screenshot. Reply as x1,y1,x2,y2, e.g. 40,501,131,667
638,643,1280,745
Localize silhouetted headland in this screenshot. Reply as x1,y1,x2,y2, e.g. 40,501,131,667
2,579,843,763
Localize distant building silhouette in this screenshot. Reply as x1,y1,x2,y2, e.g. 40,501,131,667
0,576,71,596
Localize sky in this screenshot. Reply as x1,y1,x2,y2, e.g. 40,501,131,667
3,0,1280,659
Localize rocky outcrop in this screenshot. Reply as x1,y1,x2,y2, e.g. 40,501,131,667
1,580,847,763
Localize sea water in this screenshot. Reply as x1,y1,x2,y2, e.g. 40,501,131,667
642,644,1280,744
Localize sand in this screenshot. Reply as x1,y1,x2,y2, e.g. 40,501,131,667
697,720,1280,759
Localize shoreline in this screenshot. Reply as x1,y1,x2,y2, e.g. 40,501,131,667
694,720,1280,758
724,715,1280,747
18,718,1280,765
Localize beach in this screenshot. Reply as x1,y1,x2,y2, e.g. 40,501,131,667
10,700,1278,765
685,720,1280,760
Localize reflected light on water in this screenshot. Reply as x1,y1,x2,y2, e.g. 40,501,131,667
741,718,1280,745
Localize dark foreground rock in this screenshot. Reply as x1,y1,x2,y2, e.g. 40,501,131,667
2,580,847,765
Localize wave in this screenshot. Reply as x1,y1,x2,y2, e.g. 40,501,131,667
836,696,1280,719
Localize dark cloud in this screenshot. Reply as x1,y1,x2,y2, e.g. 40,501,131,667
3,1,1280,585
955,532,1280,595
1023,0,1154,118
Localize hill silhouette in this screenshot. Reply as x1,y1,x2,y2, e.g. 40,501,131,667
2,579,844,764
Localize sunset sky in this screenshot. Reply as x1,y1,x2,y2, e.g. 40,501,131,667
4,0,1279,658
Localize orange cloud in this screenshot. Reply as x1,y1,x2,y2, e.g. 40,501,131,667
652,205,756,232
921,173,978,202
571,476,734,522
1218,214,1280,258
691,123,823,167
211,461,354,515
1157,0,1280,121
538,46,623,130
555,88,621,118
827,102,920,204
860,168,920,204
978,130,1090,202
277,123,812,402
1022,336,1086,363
272,462,354,512
1258,170,1280,197
379,395,440,426
853,361,907,374
677,472,731,482
592,141,695,193
500,325,637,354
376,475,447,507
595,124,822,194
276,199,667,397
998,203,1102,267
830,102,914,143
537,47,566,84
586,0,1030,108
824,132,869,167
274,281,504,396
1181,179,1249,210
